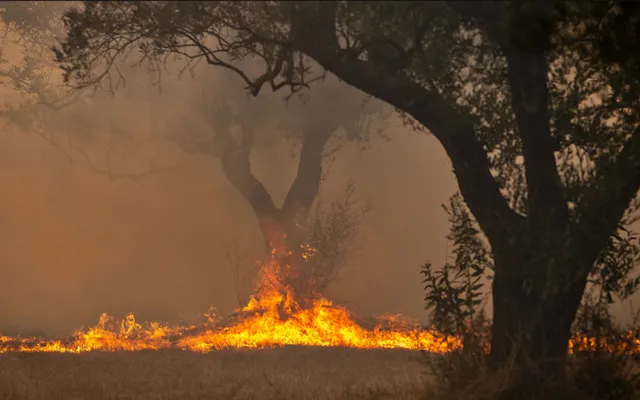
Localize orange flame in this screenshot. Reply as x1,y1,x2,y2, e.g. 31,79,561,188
0,247,638,355
0,250,459,354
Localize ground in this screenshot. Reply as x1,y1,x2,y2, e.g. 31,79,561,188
0,347,430,400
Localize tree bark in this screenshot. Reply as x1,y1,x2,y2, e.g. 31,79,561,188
488,235,590,398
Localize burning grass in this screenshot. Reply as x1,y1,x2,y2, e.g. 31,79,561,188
2,248,640,400
0,254,460,354
0,293,458,353
1,253,639,355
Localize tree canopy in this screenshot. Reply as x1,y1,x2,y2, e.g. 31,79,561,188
54,1,640,243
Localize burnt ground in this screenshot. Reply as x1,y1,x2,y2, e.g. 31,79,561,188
0,347,432,400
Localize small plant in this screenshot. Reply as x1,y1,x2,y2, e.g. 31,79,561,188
306,179,370,295
420,193,493,391
420,194,492,336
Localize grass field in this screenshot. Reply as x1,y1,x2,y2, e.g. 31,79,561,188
0,347,430,400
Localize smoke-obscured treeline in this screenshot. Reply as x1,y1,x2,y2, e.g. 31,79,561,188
0,2,456,335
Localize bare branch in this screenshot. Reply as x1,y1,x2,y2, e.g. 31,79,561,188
66,133,179,182
218,126,278,217
282,126,333,218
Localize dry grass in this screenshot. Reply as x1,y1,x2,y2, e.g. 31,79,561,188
0,347,430,400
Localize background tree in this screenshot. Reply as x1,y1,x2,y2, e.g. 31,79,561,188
0,1,382,305
0,2,380,303
0,1,174,181
154,66,380,300
52,0,640,395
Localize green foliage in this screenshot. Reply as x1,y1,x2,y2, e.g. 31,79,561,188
592,227,640,304
423,194,640,400
50,2,640,230
49,2,640,210
420,193,492,334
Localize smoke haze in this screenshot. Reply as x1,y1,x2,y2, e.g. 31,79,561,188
0,4,637,336
0,21,460,335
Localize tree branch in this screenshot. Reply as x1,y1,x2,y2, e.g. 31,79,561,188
290,2,525,246
66,132,176,182
452,1,568,230
505,49,569,229
219,125,277,217
282,126,332,220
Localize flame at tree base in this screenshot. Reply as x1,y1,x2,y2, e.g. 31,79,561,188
0,256,460,354
1,256,639,355
0,288,459,354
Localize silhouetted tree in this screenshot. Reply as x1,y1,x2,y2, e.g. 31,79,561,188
152,66,379,300
52,0,640,395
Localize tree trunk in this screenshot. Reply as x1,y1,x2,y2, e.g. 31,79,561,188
257,211,315,304
489,244,590,399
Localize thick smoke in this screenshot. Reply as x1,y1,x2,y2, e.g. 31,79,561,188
0,6,456,336
0,3,636,337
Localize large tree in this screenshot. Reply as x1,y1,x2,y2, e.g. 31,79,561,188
53,0,640,394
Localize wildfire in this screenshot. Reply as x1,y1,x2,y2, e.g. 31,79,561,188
1,248,638,355
0,250,460,354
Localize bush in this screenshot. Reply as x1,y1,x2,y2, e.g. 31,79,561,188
305,179,370,295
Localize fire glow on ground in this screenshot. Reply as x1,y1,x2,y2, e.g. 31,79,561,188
1,254,638,355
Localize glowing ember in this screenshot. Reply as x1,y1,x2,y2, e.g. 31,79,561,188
0,249,638,354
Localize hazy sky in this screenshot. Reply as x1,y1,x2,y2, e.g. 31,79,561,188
0,5,637,336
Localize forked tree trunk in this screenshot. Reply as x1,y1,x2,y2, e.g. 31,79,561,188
219,123,329,306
